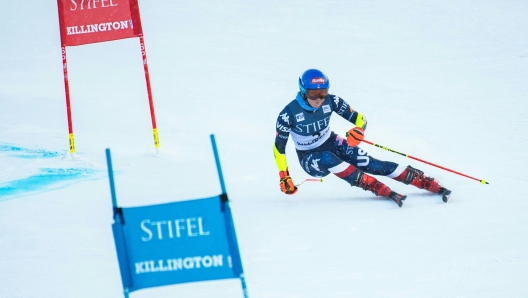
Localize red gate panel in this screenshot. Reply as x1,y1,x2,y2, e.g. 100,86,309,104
57,0,143,46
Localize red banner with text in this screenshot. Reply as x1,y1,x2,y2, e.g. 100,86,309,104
57,0,143,46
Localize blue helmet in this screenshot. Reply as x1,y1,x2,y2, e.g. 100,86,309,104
298,69,330,98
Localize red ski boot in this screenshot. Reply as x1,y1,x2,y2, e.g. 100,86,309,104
395,166,451,202
353,172,406,207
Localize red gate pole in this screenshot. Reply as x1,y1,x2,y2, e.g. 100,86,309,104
57,0,75,155
139,35,160,151
61,46,76,155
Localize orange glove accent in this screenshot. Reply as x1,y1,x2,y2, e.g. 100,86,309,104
279,169,298,195
346,127,365,147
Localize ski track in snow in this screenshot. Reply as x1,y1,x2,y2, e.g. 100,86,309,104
0,144,100,201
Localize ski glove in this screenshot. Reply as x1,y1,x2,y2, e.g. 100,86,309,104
279,169,298,195
346,127,365,147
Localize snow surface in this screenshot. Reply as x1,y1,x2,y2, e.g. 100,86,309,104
1,1,528,297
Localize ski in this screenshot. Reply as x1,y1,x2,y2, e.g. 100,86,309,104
440,188,452,203
389,191,406,208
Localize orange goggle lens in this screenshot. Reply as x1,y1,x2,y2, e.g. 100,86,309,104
306,88,328,100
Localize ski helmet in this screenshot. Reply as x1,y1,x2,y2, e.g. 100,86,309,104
298,69,330,98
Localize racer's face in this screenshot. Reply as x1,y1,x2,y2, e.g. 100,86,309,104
306,88,328,108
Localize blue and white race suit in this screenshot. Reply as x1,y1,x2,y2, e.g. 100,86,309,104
274,92,406,184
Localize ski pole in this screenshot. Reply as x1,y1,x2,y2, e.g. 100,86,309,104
362,139,489,184
296,178,324,187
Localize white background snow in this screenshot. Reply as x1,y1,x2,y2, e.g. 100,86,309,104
1,1,528,297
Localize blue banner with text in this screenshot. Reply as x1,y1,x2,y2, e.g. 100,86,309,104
112,195,243,293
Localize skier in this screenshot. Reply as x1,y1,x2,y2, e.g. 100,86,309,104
273,69,451,207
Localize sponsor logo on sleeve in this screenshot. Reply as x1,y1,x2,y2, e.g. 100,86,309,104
337,101,349,116
333,96,340,106
276,122,291,133
280,112,290,124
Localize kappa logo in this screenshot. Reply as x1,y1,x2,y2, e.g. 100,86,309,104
322,105,331,113
295,113,305,122
311,158,321,172
311,77,326,84
333,95,340,106
280,112,290,124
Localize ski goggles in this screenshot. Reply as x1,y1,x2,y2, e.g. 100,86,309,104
306,88,328,100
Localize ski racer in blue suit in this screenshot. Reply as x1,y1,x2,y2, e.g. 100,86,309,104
273,69,451,207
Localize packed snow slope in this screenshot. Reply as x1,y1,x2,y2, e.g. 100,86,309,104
1,1,527,297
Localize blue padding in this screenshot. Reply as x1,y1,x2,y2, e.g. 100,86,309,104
115,196,243,293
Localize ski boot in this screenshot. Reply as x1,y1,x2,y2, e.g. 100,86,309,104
395,166,451,203
353,172,407,207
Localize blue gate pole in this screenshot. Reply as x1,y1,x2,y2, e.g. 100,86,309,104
105,149,118,213
240,274,249,298
105,149,130,298
210,134,226,194
209,135,249,298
